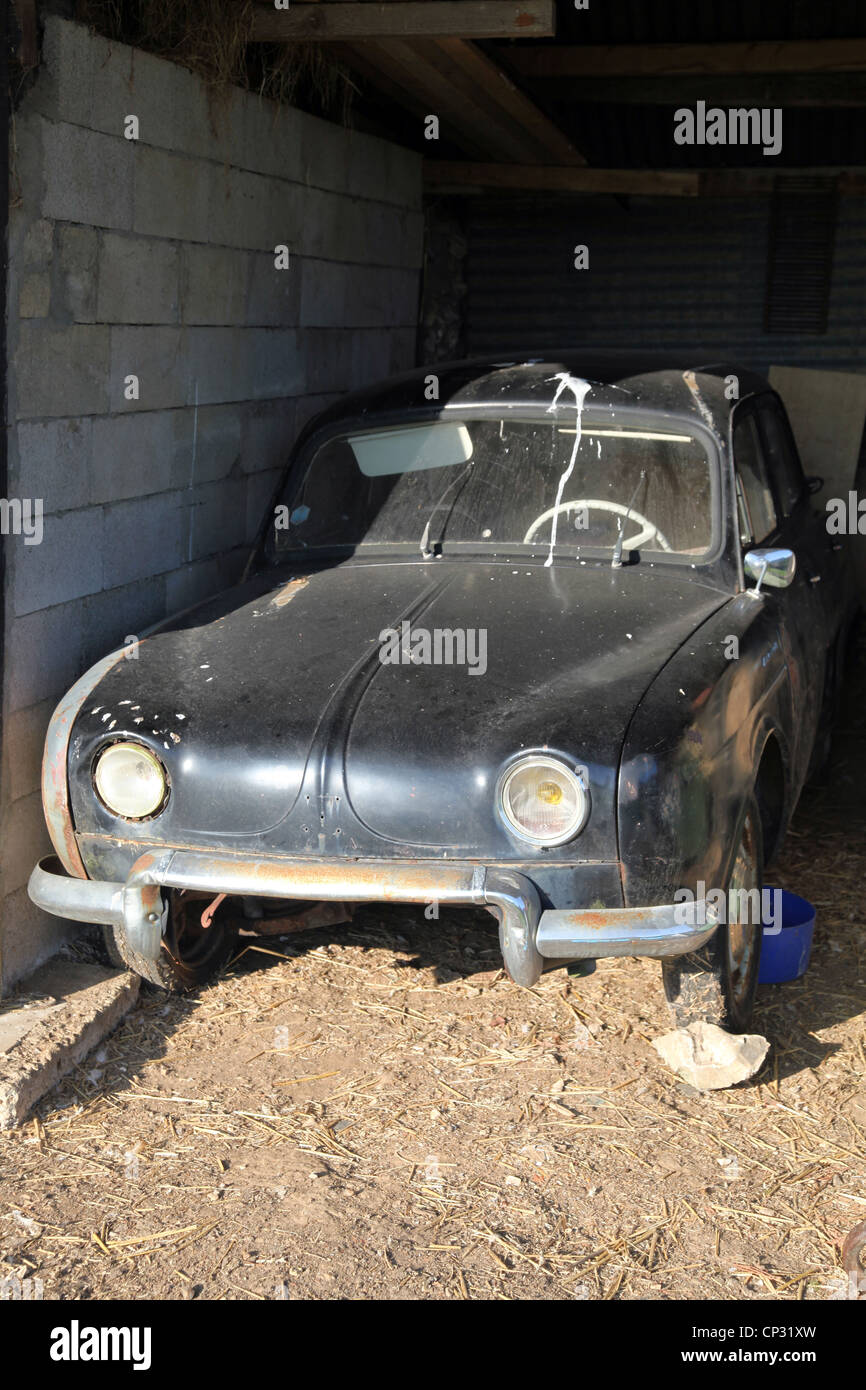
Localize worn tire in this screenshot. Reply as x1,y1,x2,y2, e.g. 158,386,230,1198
661,797,763,1033
103,892,239,993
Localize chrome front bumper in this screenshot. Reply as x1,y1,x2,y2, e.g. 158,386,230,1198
28,852,719,988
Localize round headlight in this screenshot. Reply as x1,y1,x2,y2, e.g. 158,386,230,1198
93,742,167,819
498,755,588,846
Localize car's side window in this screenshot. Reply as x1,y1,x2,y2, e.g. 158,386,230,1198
733,415,777,545
757,402,806,515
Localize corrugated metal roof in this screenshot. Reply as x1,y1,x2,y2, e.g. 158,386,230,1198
464,194,866,373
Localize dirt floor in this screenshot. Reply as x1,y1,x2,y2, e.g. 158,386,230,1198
2,637,865,1303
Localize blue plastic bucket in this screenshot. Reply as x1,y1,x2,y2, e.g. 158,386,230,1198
759,888,815,984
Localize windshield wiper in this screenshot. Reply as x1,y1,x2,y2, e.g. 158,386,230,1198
419,459,475,559
611,470,647,570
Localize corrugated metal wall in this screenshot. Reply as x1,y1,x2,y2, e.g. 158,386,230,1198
464,195,866,373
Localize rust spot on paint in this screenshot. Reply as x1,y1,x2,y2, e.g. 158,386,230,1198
515,11,538,25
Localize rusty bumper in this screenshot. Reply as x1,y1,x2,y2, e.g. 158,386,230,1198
28,852,719,987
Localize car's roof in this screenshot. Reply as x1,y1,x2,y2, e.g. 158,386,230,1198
301,352,772,444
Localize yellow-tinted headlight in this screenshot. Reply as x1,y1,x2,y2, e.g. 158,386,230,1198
93,742,167,819
498,756,588,846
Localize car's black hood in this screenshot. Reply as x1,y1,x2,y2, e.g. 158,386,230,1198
69,559,729,861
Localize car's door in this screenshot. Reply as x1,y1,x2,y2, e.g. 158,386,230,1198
755,393,849,636
732,401,824,786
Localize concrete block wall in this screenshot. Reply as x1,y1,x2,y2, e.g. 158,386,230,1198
2,16,423,991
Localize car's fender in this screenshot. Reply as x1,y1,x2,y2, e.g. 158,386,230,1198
617,592,793,905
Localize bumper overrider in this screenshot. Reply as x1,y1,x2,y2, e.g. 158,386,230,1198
28,851,719,988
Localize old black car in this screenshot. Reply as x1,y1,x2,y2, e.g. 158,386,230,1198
29,355,852,1032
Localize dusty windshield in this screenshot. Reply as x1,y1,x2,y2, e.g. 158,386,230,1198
268,413,715,561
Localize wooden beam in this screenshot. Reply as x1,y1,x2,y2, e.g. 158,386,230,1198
250,1,555,42
428,38,583,163
503,72,866,107
424,162,700,196
424,163,866,197
503,39,866,80
335,36,584,164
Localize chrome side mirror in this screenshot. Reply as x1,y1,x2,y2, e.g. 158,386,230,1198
744,547,796,594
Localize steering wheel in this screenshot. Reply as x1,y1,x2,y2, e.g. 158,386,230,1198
523,498,672,552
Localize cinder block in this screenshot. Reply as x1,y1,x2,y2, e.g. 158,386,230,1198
117,45,224,158
0,888,75,999
102,492,185,588
299,259,348,328
404,209,425,269
92,38,171,149
11,507,104,618
14,417,93,515
182,327,242,404
384,141,423,211
245,250,301,327
90,412,175,504
350,330,394,391
41,120,133,231
81,575,166,667
208,166,302,252
18,273,50,318
165,558,222,617
360,202,425,270
343,266,420,328
109,326,187,411
242,96,305,182
56,225,98,323
170,403,242,488
248,329,305,401
184,327,303,405
299,328,355,394
0,794,52,895
299,111,350,195
20,218,54,271
5,603,85,714
245,466,283,543
389,327,418,374
177,76,245,164
240,400,297,475
97,232,179,324
185,475,248,563
345,130,391,204
14,322,110,419
6,699,54,803
25,15,96,128
296,186,364,263
8,118,44,232
133,146,212,243
181,245,247,326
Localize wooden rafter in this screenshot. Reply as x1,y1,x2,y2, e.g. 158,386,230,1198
333,35,585,164
425,163,700,195
502,39,866,79
250,1,555,42
424,162,866,197
499,73,866,107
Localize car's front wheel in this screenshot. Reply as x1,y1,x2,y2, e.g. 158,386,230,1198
661,797,763,1033
103,891,239,992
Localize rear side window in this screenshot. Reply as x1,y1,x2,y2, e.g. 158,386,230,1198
734,415,777,544
757,403,805,515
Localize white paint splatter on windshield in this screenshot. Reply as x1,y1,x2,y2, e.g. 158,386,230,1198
544,373,592,568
